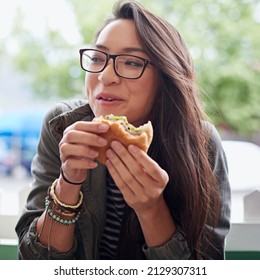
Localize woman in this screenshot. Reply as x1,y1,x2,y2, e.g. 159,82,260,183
16,0,230,260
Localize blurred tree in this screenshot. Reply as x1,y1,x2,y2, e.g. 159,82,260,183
9,7,83,99
69,0,116,43
7,0,260,134
142,0,260,134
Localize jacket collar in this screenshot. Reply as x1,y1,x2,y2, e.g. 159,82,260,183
49,101,94,143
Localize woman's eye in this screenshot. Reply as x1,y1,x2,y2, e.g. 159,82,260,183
125,60,143,67
91,56,104,63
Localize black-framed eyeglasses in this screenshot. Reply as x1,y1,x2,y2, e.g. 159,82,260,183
79,48,153,79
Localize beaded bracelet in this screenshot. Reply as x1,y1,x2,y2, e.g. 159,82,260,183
49,179,84,211
46,204,80,226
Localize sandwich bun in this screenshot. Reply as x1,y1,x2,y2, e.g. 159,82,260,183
93,115,153,165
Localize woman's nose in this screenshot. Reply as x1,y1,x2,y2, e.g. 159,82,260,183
98,60,120,85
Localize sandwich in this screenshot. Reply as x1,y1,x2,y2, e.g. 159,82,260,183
93,114,153,164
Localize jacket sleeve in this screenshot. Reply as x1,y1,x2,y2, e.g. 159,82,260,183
15,102,80,259
143,124,231,260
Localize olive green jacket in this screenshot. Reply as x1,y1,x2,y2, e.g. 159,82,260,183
15,99,231,260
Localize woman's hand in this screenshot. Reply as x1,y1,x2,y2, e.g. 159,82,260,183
105,140,169,215
59,121,109,184
105,140,176,247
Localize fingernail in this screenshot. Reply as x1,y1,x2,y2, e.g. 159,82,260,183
111,141,121,151
89,150,98,157
98,124,109,132
97,137,107,145
89,161,98,168
106,159,112,168
106,149,115,159
128,144,137,153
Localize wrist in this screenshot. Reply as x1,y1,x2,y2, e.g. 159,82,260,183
136,196,168,220
55,177,82,205
60,167,86,185
136,197,177,247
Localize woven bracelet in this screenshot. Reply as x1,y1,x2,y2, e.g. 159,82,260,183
49,179,84,210
47,187,83,214
45,197,77,217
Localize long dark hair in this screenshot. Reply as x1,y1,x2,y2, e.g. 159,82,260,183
95,0,220,259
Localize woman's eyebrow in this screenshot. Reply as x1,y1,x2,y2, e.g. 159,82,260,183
122,47,145,53
94,44,145,54
94,44,108,51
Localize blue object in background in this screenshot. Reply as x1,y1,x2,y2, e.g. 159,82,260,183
0,110,45,176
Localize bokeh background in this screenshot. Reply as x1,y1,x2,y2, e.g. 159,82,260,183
0,0,259,260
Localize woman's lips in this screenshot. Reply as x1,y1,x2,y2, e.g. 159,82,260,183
96,93,124,105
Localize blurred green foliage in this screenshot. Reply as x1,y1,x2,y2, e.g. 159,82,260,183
6,0,260,134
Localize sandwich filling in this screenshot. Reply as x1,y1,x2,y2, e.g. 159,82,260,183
104,114,143,135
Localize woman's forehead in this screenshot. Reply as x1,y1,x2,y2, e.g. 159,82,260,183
96,19,141,51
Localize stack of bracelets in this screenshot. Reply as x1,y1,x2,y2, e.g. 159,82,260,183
45,179,84,226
